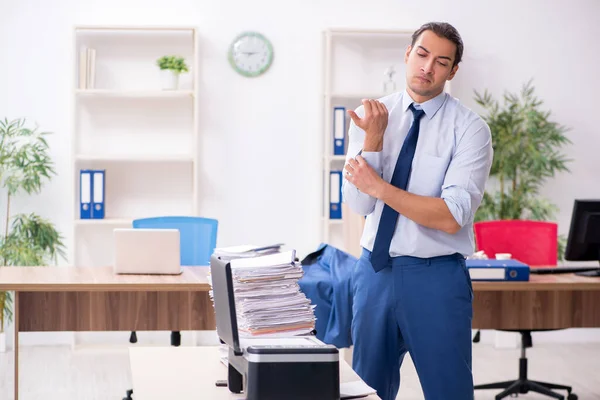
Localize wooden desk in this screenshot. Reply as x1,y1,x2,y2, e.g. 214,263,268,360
2,267,598,398
129,346,380,400
472,273,600,330
0,265,215,400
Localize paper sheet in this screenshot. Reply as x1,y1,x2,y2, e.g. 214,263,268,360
340,380,378,398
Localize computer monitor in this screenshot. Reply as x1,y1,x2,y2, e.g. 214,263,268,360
209,254,242,355
565,199,600,277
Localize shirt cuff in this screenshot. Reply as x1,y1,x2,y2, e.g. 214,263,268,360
441,186,472,227
359,150,383,175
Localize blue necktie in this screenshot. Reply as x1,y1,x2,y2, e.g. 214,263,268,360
370,104,426,272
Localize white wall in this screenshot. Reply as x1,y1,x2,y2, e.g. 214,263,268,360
1,0,600,346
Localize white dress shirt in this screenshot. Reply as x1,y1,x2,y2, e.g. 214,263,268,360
342,89,493,258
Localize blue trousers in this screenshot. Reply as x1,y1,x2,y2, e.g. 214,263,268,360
351,249,474,400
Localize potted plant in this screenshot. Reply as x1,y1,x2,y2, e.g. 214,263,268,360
0,118,66,351
473,80,572,259
156,55,189,90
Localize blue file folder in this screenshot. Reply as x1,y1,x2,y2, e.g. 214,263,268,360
465,259,530,281
329,170,342,219
333,107,346,155
79,169,92,219
91,169,105,219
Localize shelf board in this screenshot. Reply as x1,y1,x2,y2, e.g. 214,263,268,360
329,219,344,225
326,155,346,162
75,25,196,32
75,89,194,98
326,28,414,36
76,154,194,163
329,92,386,100
75,218,133,226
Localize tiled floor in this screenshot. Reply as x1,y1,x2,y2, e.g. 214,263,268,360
0,343,598,399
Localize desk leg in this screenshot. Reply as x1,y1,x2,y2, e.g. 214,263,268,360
13,292,19,400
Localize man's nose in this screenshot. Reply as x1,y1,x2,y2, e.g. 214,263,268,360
422,59,435,74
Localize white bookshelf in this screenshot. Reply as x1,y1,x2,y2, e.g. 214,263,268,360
321,28,451,256
71,25,199,271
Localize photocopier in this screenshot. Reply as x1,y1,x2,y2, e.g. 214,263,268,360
210,255,341,400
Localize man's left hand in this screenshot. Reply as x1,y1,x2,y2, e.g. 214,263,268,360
344,155,384,198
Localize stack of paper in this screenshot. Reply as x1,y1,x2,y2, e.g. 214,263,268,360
211,249,316,337
212,243,284,260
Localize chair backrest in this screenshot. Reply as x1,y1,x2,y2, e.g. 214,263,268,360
132,216,218,266
474,220,558,266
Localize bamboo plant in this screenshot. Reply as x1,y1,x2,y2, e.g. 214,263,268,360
473,80,572,259
0,118,66,333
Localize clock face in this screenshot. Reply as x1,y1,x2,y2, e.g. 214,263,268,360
228,31,274,77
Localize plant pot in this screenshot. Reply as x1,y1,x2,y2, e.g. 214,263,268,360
160,69,179,90
0,332,6,353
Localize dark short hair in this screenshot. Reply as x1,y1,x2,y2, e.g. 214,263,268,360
411,22,463,67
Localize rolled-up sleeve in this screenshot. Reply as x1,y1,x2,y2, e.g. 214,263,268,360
341,107,382,216
441,118,493,227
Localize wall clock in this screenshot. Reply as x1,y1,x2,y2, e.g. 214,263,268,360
228,31,274,78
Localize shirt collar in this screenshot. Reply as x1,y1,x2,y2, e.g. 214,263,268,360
401,89,447,120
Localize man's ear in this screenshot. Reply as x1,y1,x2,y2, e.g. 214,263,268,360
404,45,412,64
448,64,459,80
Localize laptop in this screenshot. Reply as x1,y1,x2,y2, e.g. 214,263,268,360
113,228,182,275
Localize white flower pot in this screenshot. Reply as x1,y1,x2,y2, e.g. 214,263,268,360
160,69,179,90
0,332,6,353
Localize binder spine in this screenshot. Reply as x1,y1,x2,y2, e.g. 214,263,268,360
466,264,530,281
80,169,92,219
91,169,105,219
333,107,346,156
506,266,529,281
329,171,342,219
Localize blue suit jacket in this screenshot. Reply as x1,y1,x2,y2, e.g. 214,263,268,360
298,243,357,348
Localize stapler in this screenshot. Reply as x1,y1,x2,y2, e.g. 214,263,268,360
210,255,341,400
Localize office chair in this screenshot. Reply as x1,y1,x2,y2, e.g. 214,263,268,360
123,216,218,400
472,220,577,400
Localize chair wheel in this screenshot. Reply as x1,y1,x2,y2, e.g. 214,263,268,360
567,394,577,400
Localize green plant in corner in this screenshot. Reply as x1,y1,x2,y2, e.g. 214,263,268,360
0,118,66,333
473,80,572,260
156,55,189,74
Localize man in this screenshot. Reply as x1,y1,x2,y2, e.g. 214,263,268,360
342,22,493,400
